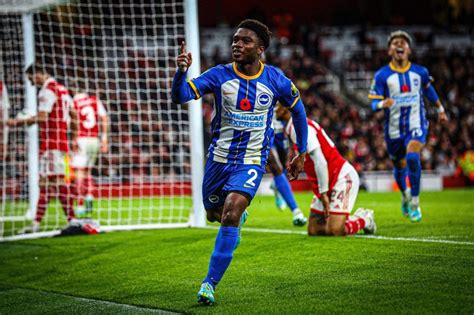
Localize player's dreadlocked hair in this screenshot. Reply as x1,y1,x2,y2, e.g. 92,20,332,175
237,19,272,49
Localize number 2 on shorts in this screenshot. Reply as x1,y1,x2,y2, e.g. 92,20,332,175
245,169,258,187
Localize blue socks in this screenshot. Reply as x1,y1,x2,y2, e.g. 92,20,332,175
203,226,239,288
406,152,421,197
274,173,298,211
393,166,408,192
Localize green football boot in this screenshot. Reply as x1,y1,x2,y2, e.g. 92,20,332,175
197,282,215,305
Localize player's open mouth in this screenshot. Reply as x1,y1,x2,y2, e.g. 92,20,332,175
233,50,243,57
396,48,404,55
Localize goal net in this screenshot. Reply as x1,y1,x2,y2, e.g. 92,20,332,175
0,0,205,240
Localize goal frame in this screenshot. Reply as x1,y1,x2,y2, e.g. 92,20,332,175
0,0,206,241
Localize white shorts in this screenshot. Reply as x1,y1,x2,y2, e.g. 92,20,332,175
71,137,99,169
310,162,360,217
39,150,67,177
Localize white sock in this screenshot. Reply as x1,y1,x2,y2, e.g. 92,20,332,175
292,208,302,216
402,189,411,200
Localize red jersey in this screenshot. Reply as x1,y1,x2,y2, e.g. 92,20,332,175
286,118,347,197
73,93,106,138
38,78,72,153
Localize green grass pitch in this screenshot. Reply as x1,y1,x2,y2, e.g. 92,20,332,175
0,189,473,314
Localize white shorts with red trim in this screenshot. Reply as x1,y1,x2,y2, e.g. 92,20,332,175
71,137,99,169
310,162,360,217
39,150,67,177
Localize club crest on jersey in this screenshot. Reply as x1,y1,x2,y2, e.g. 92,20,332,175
257,93,271,107
209,195,220,204
290,82,299,98
411,128,423,138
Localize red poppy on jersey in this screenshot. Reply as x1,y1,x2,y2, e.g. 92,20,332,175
239,98,251,111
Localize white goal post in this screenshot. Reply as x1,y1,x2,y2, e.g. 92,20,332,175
0,0,205,241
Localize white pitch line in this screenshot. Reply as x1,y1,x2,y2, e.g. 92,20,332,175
355,234,474,245
65,294,180,314
203,226,474,246
6,288,180,314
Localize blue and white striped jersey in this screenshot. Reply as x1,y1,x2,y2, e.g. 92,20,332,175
369,62,432,140
189,61,301,166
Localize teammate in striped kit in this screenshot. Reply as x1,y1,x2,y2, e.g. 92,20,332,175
172,19,308,305
368,31,448,222
276,104,376,237
8,65,78,233
70,89,109,218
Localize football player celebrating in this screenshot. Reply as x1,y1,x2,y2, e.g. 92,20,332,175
368,31,448,222
276,104,376,237
172,19,308,305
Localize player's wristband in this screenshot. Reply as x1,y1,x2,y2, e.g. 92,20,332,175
376,101,384,109
436,106,445,113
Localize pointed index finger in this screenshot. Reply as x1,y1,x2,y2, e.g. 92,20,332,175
180,41,186,54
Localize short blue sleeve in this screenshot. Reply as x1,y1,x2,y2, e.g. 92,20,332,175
189,66,222,98
368,71,385,100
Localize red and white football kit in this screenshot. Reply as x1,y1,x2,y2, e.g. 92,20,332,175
71,93,107,169
37,78,72,177
35,77,75,223
285,118,360,217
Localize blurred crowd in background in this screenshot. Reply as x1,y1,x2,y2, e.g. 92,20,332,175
201,24,473,181
2,1,473,187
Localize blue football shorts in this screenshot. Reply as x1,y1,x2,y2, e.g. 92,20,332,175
386,127,427,162
202,159,265,210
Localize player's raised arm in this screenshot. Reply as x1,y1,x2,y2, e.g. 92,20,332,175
177,41,192,72
171,41,197,104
